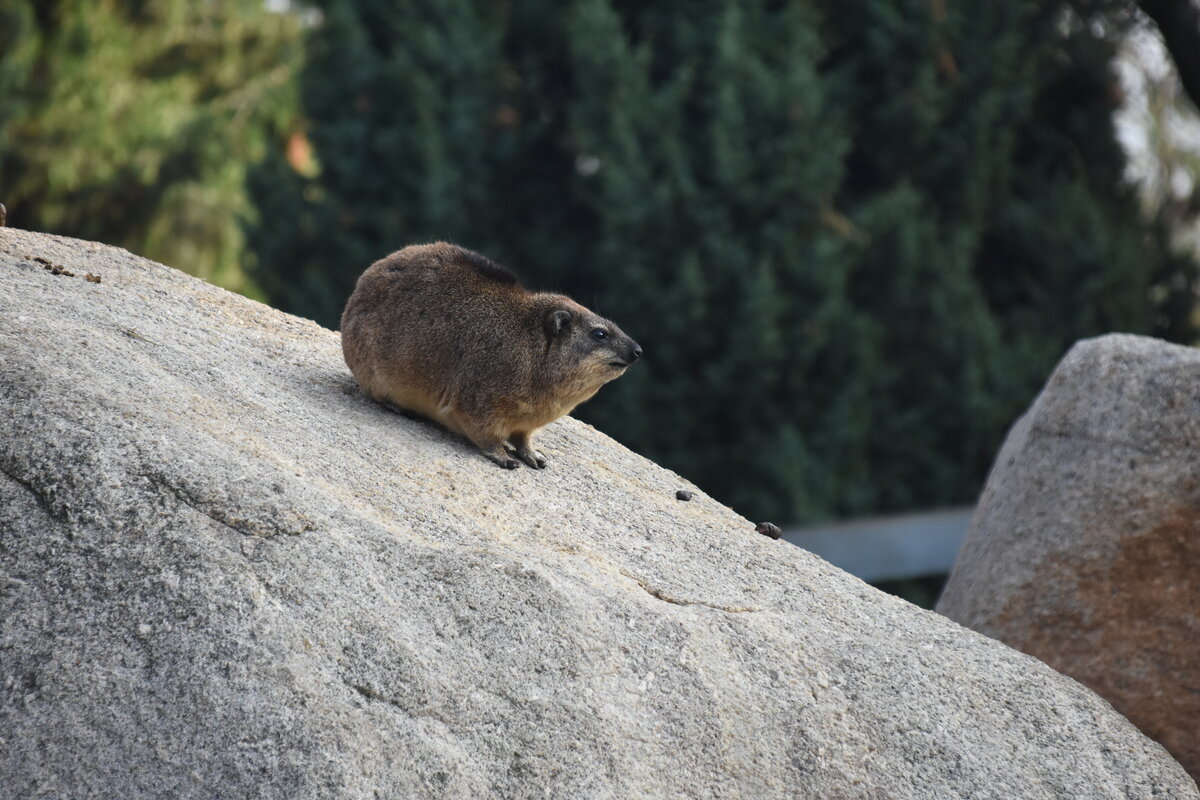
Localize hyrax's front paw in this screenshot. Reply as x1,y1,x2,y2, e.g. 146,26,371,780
507,434,547,469
517,448,546,469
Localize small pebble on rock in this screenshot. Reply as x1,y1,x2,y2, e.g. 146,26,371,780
755,522,782,540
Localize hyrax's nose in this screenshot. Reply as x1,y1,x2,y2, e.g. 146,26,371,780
630,341,643,361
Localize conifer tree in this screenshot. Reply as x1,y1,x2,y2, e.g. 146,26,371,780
247,0,515,323
247,0,1197,522
0,0,299,293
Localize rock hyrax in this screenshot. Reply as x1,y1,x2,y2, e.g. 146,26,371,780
341,242,642,469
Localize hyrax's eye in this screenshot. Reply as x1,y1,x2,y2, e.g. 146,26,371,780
590,328,608,342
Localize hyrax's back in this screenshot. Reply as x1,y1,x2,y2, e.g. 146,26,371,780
341,242,641,469
341,242,527,419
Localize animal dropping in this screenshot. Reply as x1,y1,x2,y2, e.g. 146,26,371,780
341,242,641,469
755,522,782,540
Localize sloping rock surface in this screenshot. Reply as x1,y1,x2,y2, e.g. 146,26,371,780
938,333,1200,783
1,229,1195,799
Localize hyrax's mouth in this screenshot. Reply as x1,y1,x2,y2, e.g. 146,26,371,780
607,359,630,369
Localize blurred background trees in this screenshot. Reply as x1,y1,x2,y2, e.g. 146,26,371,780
0,0,300,294
245,0,1200,523
4,0,1199,526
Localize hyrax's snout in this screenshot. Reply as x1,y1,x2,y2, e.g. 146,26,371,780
617,340,642,367
604,334,642,368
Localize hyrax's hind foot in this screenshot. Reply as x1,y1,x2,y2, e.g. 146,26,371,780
491,453,523,470
381,400,421,420
507,432,546,469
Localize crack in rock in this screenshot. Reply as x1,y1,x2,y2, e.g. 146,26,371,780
348,682,404,709
0,464,60,519
142,472,311,539
619,569,760,613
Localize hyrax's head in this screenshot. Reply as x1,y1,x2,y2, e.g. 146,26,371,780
541,296,641,395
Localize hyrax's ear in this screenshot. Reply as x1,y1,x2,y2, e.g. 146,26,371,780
545,309,572,338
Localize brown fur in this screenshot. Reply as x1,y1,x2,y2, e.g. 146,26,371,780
341,242,641,468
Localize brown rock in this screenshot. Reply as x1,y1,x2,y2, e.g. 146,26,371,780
937,333,1200,781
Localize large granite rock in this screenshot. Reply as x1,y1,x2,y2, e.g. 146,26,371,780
938,333,1200,783
1,229,1195,799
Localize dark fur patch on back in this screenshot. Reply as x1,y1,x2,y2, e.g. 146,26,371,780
454,246,519,286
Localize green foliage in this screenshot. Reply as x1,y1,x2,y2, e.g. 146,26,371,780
0,0,300,294
559,0,848,522
249,0,498,319
247,0,1198,522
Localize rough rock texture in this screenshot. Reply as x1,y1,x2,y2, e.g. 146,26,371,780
938,333,1200,783
1,229,1195,800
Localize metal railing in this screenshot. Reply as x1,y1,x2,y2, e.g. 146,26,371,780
780,507,974,583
